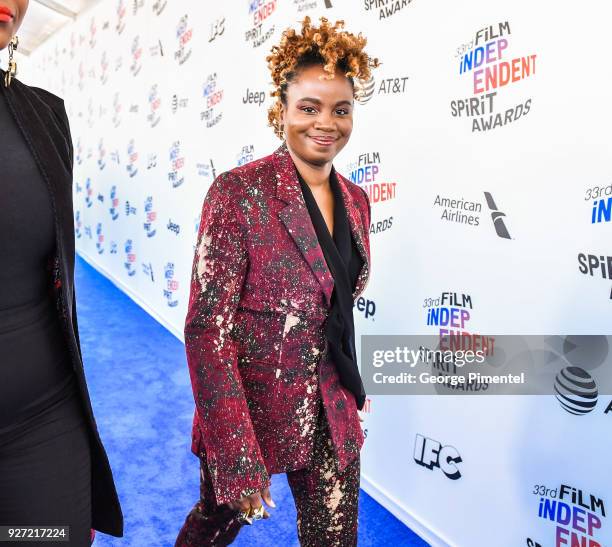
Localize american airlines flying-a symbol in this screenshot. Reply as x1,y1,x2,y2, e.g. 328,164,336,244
484,191,511,239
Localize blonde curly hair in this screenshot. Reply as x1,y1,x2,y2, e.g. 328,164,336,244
266,15,381,139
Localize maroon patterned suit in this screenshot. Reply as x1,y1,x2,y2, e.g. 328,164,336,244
178,141,370,544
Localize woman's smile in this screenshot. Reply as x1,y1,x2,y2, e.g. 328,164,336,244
0,6,14,23
309,135,337,147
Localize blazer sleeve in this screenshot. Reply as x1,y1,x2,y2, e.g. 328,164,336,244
56,100,74,171
49,96,73,170
184,171,270,505
38,90,82,363
57,105,80,360
30,87,74,172
57,102,82,363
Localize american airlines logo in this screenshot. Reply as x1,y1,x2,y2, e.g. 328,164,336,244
433,191,512,239
484,191,511,239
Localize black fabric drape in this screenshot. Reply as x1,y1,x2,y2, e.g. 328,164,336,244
297,167,367,410
0,69,123,536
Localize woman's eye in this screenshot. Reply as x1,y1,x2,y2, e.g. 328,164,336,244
300,106,350,115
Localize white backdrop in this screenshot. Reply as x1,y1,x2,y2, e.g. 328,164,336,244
16,0,612,545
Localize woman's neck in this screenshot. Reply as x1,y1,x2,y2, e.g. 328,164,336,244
286,142,332,189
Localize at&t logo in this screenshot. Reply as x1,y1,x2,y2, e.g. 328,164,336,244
555,366,598,415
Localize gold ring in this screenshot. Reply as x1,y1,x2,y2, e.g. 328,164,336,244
236,510,252,525
250,505,265,520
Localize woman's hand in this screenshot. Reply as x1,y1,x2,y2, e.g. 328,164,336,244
227,487,276,521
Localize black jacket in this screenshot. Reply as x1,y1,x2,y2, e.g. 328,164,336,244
0,70,123,537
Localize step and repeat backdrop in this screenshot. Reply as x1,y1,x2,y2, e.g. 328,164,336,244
21,0,612,545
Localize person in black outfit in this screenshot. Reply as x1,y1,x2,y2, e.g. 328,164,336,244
0,2,123,544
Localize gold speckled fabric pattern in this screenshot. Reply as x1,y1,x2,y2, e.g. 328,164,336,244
175,398,360,546
184,141,371,507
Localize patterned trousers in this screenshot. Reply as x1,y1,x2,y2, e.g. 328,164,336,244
174,405,361,547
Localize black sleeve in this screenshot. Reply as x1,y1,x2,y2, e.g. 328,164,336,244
29,86,74,171
29,87,80,358
54,100,74,171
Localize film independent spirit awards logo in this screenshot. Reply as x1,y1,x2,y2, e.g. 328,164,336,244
363,0,414,21
423,290,496,394
528,484,606,547
245,0,278,48
345,152,397,208
451,21,537,132
578,181,612,300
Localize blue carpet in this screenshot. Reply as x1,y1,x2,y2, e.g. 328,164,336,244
75,255,429,547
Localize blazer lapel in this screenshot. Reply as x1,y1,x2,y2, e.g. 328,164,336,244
273,142,335,307
335,169,370,299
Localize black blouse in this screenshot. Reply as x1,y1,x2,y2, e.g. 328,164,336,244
297,166,367,410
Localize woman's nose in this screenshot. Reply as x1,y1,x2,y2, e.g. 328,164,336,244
314,112,335,130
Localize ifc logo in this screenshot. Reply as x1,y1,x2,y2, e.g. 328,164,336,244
554,366,598,415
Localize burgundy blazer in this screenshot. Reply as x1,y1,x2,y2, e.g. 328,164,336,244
185,141,371,505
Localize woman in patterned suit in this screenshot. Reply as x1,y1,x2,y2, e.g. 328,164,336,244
176,16,379,546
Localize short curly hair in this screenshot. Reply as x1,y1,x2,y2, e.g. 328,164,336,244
266,15,381,139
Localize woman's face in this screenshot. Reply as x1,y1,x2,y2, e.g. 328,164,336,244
281,64,354,167
0,0,28,51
